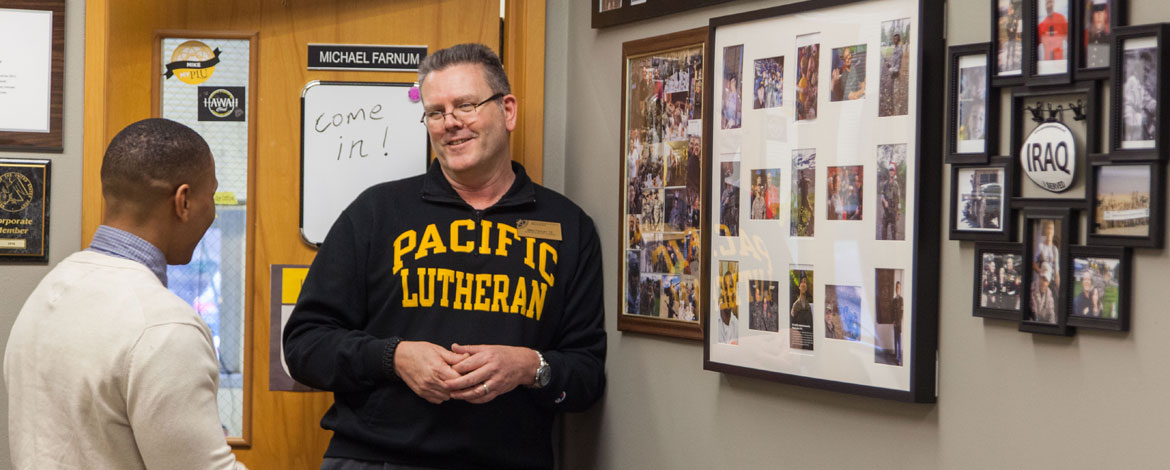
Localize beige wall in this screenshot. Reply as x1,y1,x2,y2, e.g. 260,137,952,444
0,0,85,466
555,0,1170,469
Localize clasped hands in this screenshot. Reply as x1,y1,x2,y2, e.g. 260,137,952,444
393,341,539,405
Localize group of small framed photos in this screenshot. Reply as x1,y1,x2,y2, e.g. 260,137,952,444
946,0,1164,335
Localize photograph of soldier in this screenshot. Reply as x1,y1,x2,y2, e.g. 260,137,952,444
664,188,691,233
879,18,911,117
1071,255,1120,319
795,34,820,121
957,167,1004,231
791,149,816,237
980,252,1023,310
876,144,906,240
1029,266,1058,323
1028,219,1061,323
875,269,904,366
641,235,674,275
627,214,643,249
997,0,1024,76
722,45,744,129
957,58,988,149
638,274,662,318
665,141,688,187
789,268,815,350
626,251,642,314
752,56,784,109
1094,165,1151,236
1035,0,1070,75
1121,40,1158,148
830,44,867,102
824,285,861,341
827,165,863,221
1083,0,1111,68
720,161,741,236
718,261,740,344
640,187,664,233
749,169,781,220
667,277,699,322
748,279,780,332
686,134,702,198
672,231,700,276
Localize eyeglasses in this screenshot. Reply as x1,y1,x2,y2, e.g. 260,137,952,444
420,93,505,125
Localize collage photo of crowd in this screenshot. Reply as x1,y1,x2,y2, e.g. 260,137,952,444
623,45,704,323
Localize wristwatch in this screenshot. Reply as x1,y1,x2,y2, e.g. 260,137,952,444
382,336,402,380
532,351,551,389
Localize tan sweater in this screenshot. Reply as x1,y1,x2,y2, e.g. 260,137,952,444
4,251,246,470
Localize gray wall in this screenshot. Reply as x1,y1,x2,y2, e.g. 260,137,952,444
0,0,85,466
553,0,1170,469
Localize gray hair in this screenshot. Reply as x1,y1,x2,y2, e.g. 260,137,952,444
418,43,511,95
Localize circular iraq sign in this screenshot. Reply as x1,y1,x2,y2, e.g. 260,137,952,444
1019,121,1076,193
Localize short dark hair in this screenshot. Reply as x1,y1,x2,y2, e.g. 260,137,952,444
101,118,211,202
418,43,511,95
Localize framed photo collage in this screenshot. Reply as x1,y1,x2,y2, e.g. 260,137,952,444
618,0,944,403
950,0,1160,335
700,0,941,403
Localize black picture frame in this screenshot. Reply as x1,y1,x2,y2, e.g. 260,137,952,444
1066,244,1130,331
703,0,942,404
991,0,1027,86
1074,0,1127,80
948,43,998,164
1020,207,1075,336
591,0,737,29
950,156,1015,241
1108,23,1170,160
1086,160,1164,248
0,158,51,263
1026,0,1076,86
973,242,1026,320
1008,80,1099,210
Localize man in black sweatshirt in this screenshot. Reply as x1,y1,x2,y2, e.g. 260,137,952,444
283,44,607,470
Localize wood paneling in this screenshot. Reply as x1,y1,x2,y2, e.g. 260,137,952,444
82,0,548,467
504,0,546,184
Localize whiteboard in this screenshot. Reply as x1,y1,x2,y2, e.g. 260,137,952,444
300,81,428,246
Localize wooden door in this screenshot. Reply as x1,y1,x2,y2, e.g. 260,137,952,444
82,0,544,467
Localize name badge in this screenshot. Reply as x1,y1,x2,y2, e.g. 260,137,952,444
516,219,562,241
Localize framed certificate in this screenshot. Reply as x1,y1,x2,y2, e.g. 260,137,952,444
0,2,65,152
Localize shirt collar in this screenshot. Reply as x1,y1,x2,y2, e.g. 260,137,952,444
87,225,169,286
420,160,537,209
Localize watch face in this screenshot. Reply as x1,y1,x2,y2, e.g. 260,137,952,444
537,364,552,388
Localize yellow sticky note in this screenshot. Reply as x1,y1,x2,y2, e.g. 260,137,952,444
281,267,310,304
214,192,239,205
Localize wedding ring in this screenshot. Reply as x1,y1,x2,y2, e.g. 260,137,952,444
482,383,490,394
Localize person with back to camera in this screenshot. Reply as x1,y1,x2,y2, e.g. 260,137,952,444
283,43,606,470
4,118,246,470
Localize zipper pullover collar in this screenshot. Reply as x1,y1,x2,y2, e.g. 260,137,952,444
419,159,538,211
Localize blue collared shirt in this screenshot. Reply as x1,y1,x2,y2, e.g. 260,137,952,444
87,225,168,286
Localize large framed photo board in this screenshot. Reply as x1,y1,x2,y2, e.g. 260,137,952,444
618,28,707,340
703,0,942,402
